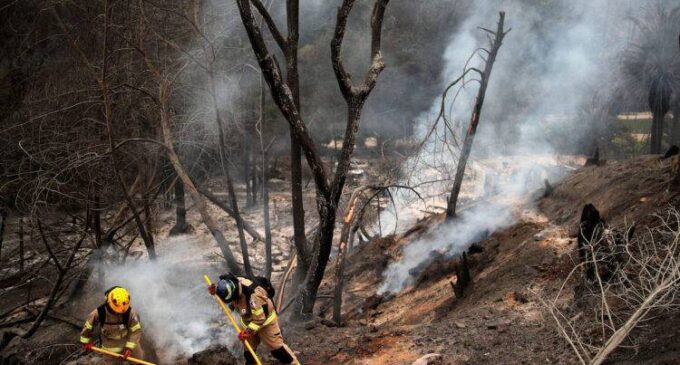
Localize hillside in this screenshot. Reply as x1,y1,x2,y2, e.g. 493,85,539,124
285,155,680,364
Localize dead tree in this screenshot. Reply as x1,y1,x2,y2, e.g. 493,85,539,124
452,252,471,298
245,0,311,282
51,2,157,260
578,203,605,281
169,179,189,235
133,7,242,274
236,0,391,317
18,218,24,272
446,12,509,218
333,187,369,324
585,147,604,166
544,210,680,365
259,75,275,280
0,225,85,351
145,0,253,276
0,209,5,261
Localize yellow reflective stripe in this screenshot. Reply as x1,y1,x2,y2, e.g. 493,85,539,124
262,311,278,327
251,307,264,316
80,336,91,344
130,323,142,332
102,346,123,353
125,341,137,349
84,321,93,330
247,322,261,331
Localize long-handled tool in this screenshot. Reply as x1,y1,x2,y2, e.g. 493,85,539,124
203,275,262,365
91,346,155,365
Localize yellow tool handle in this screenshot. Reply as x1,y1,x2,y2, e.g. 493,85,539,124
204,275,262,365
91,346,156,365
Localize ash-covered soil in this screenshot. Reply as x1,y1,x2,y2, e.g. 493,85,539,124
3,155,680,365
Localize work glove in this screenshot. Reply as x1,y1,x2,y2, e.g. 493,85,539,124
238,329,254,342
122,348,133,360
82,342,94,352
208,283,216,295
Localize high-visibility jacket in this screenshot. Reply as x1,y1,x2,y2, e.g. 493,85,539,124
80,307,142,353
229,277,277,332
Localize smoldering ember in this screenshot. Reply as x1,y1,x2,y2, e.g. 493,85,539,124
1,0,680,364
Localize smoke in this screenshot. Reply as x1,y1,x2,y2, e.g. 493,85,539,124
379,199,515,294
98,236,236,363
378,0,636,293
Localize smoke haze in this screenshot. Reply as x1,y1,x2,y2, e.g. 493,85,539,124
99,236,236,363
378,0,637,293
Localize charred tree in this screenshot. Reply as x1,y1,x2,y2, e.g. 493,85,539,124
649,77,672,154
662,145,679,159
333,187,368,324
18,218,24,272
236,0,391,317
169,180,189,235
132,7,243,273
446,13,509,218
585,147,604,166
0,209,6,261
0,227,85,351
452,252,471,298
259,75,274,280
52,2,157,260
578,203,606,281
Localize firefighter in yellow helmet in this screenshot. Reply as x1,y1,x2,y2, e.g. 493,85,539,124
208,273,300,365
79,286,144,363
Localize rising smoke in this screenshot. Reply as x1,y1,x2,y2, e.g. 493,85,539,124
99,236,236,363
378,0,637,293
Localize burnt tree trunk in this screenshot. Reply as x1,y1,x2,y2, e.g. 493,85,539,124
578,203,605,281
446,12,508,218
208,66,253,276
93,195,102,248
169,179,188,235
0,209,6,261
148,67,242,273
236,0,390,318
671,102,680,147
260,75,274,280
285,0,312,289
648,78,671,154
333,187,367,324
91,3,157,260
452,252,471,298
18,218,24,272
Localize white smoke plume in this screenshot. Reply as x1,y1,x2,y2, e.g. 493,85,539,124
378,0,636,293
98,236,236,363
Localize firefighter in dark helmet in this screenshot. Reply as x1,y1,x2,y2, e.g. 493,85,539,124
208,273,300,365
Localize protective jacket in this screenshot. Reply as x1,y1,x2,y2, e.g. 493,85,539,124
80,306,144,358
228,277,299,365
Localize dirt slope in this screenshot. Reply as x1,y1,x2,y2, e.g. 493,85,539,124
289,155,680,365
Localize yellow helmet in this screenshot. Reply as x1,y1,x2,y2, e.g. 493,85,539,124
106,287,130,314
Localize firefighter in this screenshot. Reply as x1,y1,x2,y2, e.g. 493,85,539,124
79,286,144,364
208,273,300,365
